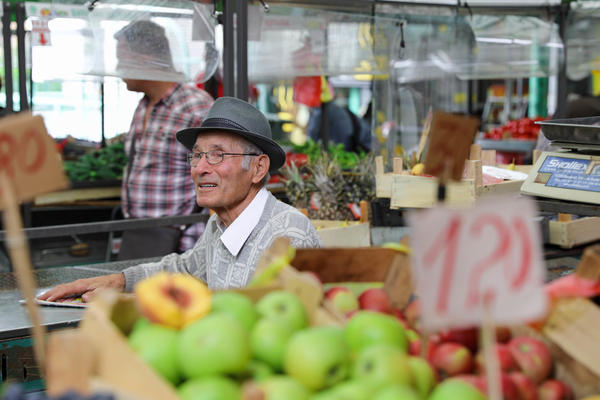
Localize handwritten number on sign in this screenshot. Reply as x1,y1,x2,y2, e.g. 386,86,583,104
510,217,532,290
423,215,461,314
423,213,534,315
0,130,46,178
466,214,511,308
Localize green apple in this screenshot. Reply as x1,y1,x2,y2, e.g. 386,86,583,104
246,359,275,381
258,375,311,400
177,313,250,378
407,356,436,397
284,326,350,391
251,317,295,371
322,379,378,400
128,322,180,385
352,344,412,388
344,311,408,354
177,376,241,400
210,291,258,332
256,290,308,331
372,384,420,400
128,316,151,336
429,378,487,400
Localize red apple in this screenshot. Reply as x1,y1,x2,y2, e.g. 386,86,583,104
475,343,518,373
508,337,552,383
508,371,538,400
432,342,474,377
439,327,479,353
357,288,392,314
538,379,574,400
496,326,512,344
499,373,520,400
409,333,440,362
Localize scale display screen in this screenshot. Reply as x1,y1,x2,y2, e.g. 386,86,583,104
521,152,600,204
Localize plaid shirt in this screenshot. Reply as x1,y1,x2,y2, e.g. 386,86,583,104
122,83,214,251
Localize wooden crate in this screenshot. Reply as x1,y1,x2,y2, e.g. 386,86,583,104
311,220,370,247
548,216,600,249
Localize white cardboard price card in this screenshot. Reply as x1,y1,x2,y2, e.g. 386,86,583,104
409,196,548,331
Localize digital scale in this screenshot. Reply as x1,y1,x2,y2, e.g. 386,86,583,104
521,116,600,206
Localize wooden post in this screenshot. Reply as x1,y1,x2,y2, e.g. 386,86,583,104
393,157,403,174
466,160,483,187
0,173,46,375
482,301,502,400
375,155,385,176
576,244,600,281
359,200,369,224
469,144,482,161
482,150,497,166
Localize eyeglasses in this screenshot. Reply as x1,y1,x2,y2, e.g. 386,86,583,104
187,150,261,167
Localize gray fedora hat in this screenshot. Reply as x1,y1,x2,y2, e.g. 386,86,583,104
176,96,285,171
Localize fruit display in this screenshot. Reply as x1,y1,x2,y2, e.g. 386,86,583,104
281,147,376,220
483,117,547,141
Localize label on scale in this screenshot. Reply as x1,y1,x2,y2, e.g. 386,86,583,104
521,152,600,204
538,156,600,192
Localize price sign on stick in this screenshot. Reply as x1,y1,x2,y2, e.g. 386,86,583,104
408,196,548,331
0,113,68,375
424,111,479,181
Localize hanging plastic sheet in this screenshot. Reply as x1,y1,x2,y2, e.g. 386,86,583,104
383,3,563,83
37,0,219,83
247,4,400,82
565,1,600,81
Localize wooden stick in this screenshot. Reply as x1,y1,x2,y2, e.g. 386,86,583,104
416,108,433,163
482,301,502,400
46,330,93,396
0,173,46,375
393,157,404,174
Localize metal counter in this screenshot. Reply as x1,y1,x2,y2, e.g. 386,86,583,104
0,257,160,340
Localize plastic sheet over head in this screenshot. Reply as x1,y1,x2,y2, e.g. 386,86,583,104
40,0,219,83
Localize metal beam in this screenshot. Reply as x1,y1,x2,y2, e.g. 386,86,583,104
0,213,210,241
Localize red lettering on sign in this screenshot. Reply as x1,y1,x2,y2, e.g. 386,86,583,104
19,130,46,174
466,214,510,308
423,215,461,314
509,217,532,290
0,133,17,178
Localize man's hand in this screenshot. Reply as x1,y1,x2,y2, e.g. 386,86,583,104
37,273,125,303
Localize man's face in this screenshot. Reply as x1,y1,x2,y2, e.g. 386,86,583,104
190,132,257,214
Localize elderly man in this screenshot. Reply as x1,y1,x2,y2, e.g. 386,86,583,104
40,97,322,301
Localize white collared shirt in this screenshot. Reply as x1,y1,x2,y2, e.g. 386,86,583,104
218,187,269,257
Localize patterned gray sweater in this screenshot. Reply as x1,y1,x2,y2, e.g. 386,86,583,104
122,192,322,291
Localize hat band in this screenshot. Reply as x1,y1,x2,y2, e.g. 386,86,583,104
202,117,249,132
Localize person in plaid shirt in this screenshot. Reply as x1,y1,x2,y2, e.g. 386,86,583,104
115,20,214,259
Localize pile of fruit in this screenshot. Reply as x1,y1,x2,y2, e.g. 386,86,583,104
326,282,580,400
483,117,547,141
119,269,588,400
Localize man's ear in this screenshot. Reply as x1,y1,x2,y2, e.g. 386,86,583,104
251,154,270,184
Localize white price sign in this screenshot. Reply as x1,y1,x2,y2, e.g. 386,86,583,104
409,197,548,331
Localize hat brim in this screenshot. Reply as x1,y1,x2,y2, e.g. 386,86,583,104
176,127,286,172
